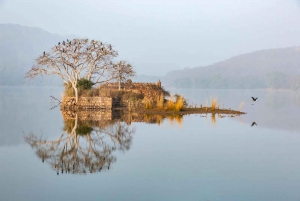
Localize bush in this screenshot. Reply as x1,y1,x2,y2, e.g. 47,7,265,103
77,78,94,90
63,79,95,97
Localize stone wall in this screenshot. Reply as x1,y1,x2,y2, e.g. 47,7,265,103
100,80,164,101
61,97,112,110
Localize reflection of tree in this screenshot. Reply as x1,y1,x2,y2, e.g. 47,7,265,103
25,114,135,175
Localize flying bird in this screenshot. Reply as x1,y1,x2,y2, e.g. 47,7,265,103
251,97,258,101
251,122,257,126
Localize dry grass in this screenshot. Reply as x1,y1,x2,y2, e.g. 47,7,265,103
238,101,245,112
165,100,175,110
154,95,185,112
175,97,184,111
144,99,153,109
210,97,218,111
157,96,164,110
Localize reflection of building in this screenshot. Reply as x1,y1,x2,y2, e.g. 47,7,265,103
62,109,183,126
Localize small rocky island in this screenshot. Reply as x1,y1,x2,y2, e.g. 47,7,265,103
24,38,245,117
61,79,245,116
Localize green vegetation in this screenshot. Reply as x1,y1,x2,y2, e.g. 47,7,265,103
64,79,98,97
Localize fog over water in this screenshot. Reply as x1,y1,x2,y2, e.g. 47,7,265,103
1,0,300,75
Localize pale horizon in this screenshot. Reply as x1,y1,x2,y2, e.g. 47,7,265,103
1,0,300,75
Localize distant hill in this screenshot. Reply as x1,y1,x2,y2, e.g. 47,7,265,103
163,47,300,89
1,24,300,89
0,24,72,86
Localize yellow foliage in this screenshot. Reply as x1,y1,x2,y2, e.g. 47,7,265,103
210,97,218,111
157,96,164,110
175,97,184,111
144,99,153,109
165,100,175,110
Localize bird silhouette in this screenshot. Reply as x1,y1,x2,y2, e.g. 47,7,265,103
251,97,258,101
251,122,257,126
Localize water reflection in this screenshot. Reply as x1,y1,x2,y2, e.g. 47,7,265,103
25,110,188,175
25,112,135,175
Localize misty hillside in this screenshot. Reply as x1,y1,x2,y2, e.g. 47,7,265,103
163,47,300,89
1,24,300,89
0,24,70,86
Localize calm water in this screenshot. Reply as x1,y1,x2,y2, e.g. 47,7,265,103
1,86,300,201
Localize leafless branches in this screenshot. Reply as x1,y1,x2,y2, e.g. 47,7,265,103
112,60,136,90
50,95,61,110
25,38,119,102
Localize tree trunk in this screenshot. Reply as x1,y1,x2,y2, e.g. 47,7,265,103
118,76,121,91
74,87,78,103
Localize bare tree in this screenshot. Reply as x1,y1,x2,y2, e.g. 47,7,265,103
112,60,135,90
25,39,118,102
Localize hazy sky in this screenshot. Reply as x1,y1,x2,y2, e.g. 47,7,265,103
1,0,300,75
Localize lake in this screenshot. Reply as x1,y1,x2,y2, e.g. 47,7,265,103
1,86,300,201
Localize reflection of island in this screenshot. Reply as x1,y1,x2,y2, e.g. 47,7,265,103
25,111,135,175
25,110,186,175
26,109,236,175
62,109,184,126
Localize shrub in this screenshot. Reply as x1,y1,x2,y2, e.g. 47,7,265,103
77,78,94,90
64,79,95,97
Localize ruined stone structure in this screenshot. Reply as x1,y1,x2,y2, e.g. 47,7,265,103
61,80,166,110
61,97,112,110
100,79,164,101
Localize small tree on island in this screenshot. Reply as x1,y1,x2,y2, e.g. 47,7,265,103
25,38,119,102
112,60,135,90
